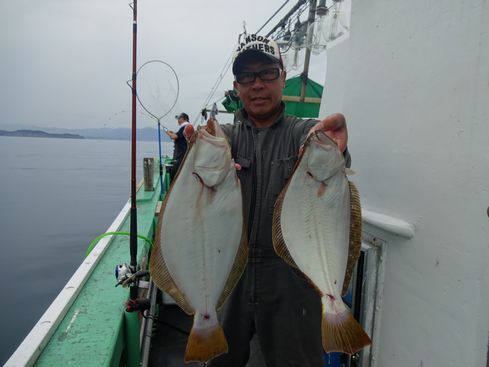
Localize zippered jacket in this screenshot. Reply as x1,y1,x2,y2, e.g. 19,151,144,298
222,106,320,253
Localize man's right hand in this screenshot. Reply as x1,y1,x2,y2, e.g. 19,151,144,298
166,130,177,140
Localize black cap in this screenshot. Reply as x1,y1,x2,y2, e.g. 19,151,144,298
175,112,189,121
232,34,283,75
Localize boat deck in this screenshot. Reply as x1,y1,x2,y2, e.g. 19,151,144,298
148,303,198,367
148,302,267,367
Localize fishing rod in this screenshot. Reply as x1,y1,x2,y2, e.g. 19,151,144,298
198,1,299,120
129,0,138,301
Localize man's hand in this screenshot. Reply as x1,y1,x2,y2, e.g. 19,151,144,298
309,113,348,153
166,130,177,140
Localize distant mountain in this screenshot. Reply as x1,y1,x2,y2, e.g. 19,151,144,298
0,124,173,142
44,127,171,142
0,129,84,139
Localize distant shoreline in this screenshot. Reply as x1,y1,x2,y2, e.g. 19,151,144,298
0,127,172,142
0,130,172,142
0,129,84,139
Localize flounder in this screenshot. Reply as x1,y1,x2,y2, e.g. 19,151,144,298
272,130,371,354
150,119,247,363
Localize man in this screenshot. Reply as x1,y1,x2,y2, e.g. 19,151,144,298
166,112,192,180
208,34,350,367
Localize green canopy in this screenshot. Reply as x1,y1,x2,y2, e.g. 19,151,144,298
221,75,323,118
282,76,323,118
222,90,243,112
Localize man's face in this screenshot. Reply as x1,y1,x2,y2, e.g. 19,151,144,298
233,59,286,123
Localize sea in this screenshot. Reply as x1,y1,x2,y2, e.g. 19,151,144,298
0,136,173,364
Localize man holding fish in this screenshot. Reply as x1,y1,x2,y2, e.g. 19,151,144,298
151,33,370,366
205,34,369,366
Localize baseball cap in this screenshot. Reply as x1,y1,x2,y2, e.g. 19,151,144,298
232,34,283,75
175,112,189,121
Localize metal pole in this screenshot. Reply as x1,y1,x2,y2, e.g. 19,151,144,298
157,120,164,199
300,0,317,102
129,0,138,301
139,281,158,367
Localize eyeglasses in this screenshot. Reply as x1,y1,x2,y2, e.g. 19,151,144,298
235,67,281,85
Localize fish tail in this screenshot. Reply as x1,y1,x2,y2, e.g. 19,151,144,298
184,321,228,363
321,301,371,354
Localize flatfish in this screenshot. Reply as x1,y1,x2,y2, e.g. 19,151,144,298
150,119,247,363
272,131,371,354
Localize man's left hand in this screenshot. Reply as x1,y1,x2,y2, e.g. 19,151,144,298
309,113,348,153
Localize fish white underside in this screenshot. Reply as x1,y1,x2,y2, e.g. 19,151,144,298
280,161,350,297
159,139,243,314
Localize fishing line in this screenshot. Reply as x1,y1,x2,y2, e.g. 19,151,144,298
198,1,296,120
208,95,227,110
196,51,234,123
255,0,291,34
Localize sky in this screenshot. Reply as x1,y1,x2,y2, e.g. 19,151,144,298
0,0,329,132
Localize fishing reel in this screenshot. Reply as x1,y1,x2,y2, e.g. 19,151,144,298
115,263,152,312
115,263,150,287
115,263,133,287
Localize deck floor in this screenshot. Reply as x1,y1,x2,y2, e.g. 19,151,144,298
149,303,200,367
148,302,266,367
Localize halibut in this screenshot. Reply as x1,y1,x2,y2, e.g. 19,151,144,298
150,119,247,363
272,131,371,354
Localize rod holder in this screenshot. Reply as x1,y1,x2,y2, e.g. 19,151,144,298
143,158,155,191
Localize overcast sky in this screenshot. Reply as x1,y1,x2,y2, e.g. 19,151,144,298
0,0,328,131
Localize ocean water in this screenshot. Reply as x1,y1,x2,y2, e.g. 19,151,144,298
0,136,173,364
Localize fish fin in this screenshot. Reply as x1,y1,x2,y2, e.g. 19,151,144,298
272,176,323,293
342,181,363,296
184,324,228,363
344,168,356,176
272,180,299,269
150,205,194,315
217,220,248,309
271,152,332,296
322,309,371,354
